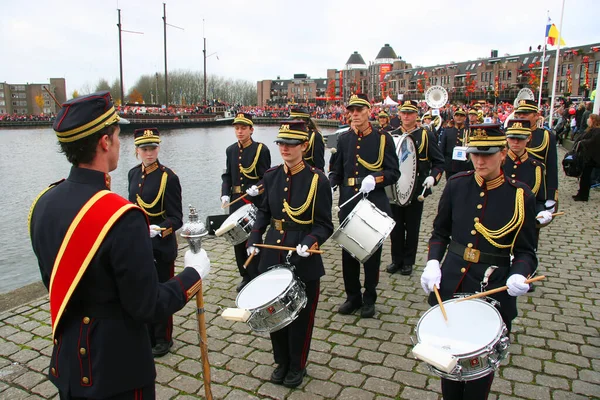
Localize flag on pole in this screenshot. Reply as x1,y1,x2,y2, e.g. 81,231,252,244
545,18,565,46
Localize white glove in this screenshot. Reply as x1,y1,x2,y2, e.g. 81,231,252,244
536,210,553,225
506,274,529,296
184,249,211,280
247,246,260,256
359,175,376,194
330,147,337,154
221,195,230,205
296,244,310,258
423,176,435,189
545,200,556,213
246,185,260,197
420,259,442,294
149,224,162,238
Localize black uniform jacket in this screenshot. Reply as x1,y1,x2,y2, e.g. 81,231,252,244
527,128,558,202
304,128,326,171
439,125,472,175
329,124,400,220
505,150,547,213
221,139,271,213
248,161,333,283
427,171,538,322
30,167,200,398
128,160,182,262
404,126,445,202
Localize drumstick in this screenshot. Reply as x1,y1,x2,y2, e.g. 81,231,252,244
417,187,428,202
254,243,324,254
536,212,565,219
433,286,448,322
456,275,546,303
243,250,257,268
334,191,362,212
221,185,263,209
194,281,213,400
151,227,167,231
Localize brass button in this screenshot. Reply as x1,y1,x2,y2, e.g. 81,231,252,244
461,268,466,273
279,230,284,234
82,377,89,384
141,175,145,179
83,317,90,324
479,192,485,197
51,367,56,375
511,174,516,178
467,243,473,248
286,178,289,181
356,155,360,158
138,184,141,187
471,230,476,235
355,163,359,167
276,239,281,244
282,208,285,212
357,146,360,149
513,165,518,169
79,348,87,356
238,156,242,160
474,217,480,222
512,180,516,183
355,188,358,192
358,137,362,141
284,187,288,191
281,218,285,221
355,171,359,175
54,339,58,345
477,204,482,209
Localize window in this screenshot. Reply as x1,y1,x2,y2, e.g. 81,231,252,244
545,54,551,62
595,61,600,73
523,57,529,64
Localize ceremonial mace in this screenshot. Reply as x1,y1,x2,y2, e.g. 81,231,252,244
180,205,213,400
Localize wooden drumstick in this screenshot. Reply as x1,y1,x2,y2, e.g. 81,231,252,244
151,227,167,231
536,212,565,219
243,250,257,268
221,184,263,209
254,243,324,254
417,187,428,202
456,275,546,303
433,286,448,322
194,282,213,400
334,191,362,212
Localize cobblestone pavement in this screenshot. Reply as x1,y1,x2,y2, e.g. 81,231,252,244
1,147,599,400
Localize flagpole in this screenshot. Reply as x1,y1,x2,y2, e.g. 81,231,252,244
548,0,566,129
537,11,549,110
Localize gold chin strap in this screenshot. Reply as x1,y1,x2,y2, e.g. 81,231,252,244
474,188,525,252
358,135,385,171
283,174,319,224
240,143,263,179
136,172,168,217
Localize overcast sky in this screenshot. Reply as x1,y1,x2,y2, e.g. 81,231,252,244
2,0,599,96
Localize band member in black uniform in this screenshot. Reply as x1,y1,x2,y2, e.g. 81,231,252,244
247,121,333,388
386,100,444,276
378,110,394,132
514,99,558,213
468,109,479,127
289,108,325,170
329,94,400,318
221,113,271,292
421,124,538,400
389,110,401,129
29,91,209,399
439,109,472,179
127,128,183,357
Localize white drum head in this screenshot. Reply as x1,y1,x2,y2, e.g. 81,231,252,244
417,299,502,356
394,134,418,206
236,268,293,310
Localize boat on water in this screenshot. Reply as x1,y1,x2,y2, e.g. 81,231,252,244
118,113,235,131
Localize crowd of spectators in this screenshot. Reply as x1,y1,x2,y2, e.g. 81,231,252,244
0,114,56,122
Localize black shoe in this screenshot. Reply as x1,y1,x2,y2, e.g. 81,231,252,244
572,193,581,199
338,300,362,315
236,279,250,292
400,264,413,276
528,283,536,293
152,341,173,358
573,196,589,202
283,368,307,388
270,364,288,384
386,263,402,274
361,304,375,318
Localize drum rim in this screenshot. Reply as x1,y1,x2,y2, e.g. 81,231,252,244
393,133,418,206
235,266,295,310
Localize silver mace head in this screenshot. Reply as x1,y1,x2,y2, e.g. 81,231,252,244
180,204,208,254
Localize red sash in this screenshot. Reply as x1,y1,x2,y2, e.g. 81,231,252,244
49,190,139,339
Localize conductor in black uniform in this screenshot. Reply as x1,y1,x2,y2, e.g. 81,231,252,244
29,91,210,399
247,121,333,388
329,93,400,318
386,100,445,276
290,108,326,170
221,113,271,291
128,128,183,357
439,108,472,179
421,124,538,400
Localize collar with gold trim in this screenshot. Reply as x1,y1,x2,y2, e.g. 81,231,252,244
508,149,528,163
474,173,505,190
283,161,305,176
142,161,159,175
354,124,373,137
238,138,253,149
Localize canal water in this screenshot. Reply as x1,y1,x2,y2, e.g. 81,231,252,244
0,125,335,294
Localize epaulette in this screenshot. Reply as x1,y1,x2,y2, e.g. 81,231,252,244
28,179,65,234
449,170,474,181
265,165,281,174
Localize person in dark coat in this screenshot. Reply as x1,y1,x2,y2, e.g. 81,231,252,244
329,94,400,318
421,123,538,400
128,128,183,357
289,108,325,170
438,108,472,179
573,113,600,201
221,113,271,291
29,91,209,399
247,121,333,388
377,110,394,132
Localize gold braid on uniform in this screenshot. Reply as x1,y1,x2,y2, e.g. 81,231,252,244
240,144,263,179
357,135,385,171
532,166,542,195
304,131,315,161
136,172,168,217
474,188,525,252
283,174,319,224
526,130,548,160
28,185,56,235
418,129,429,161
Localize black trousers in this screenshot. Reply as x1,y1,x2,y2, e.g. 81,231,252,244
578,162,598,200
270,280,319,371
59,384,155,400
389,201,424,266
150,257,174,345
342,246,382,305
234,240,259,281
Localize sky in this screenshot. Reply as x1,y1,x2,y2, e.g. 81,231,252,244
2,0,599,96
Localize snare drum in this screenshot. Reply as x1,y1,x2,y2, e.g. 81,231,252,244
385,134,418,206
331,198,395,263
215,203,257,245
236,266,307,333
415,297,510,381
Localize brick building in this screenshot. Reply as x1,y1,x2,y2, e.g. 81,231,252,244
256,74,328,106
0,78,66,115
